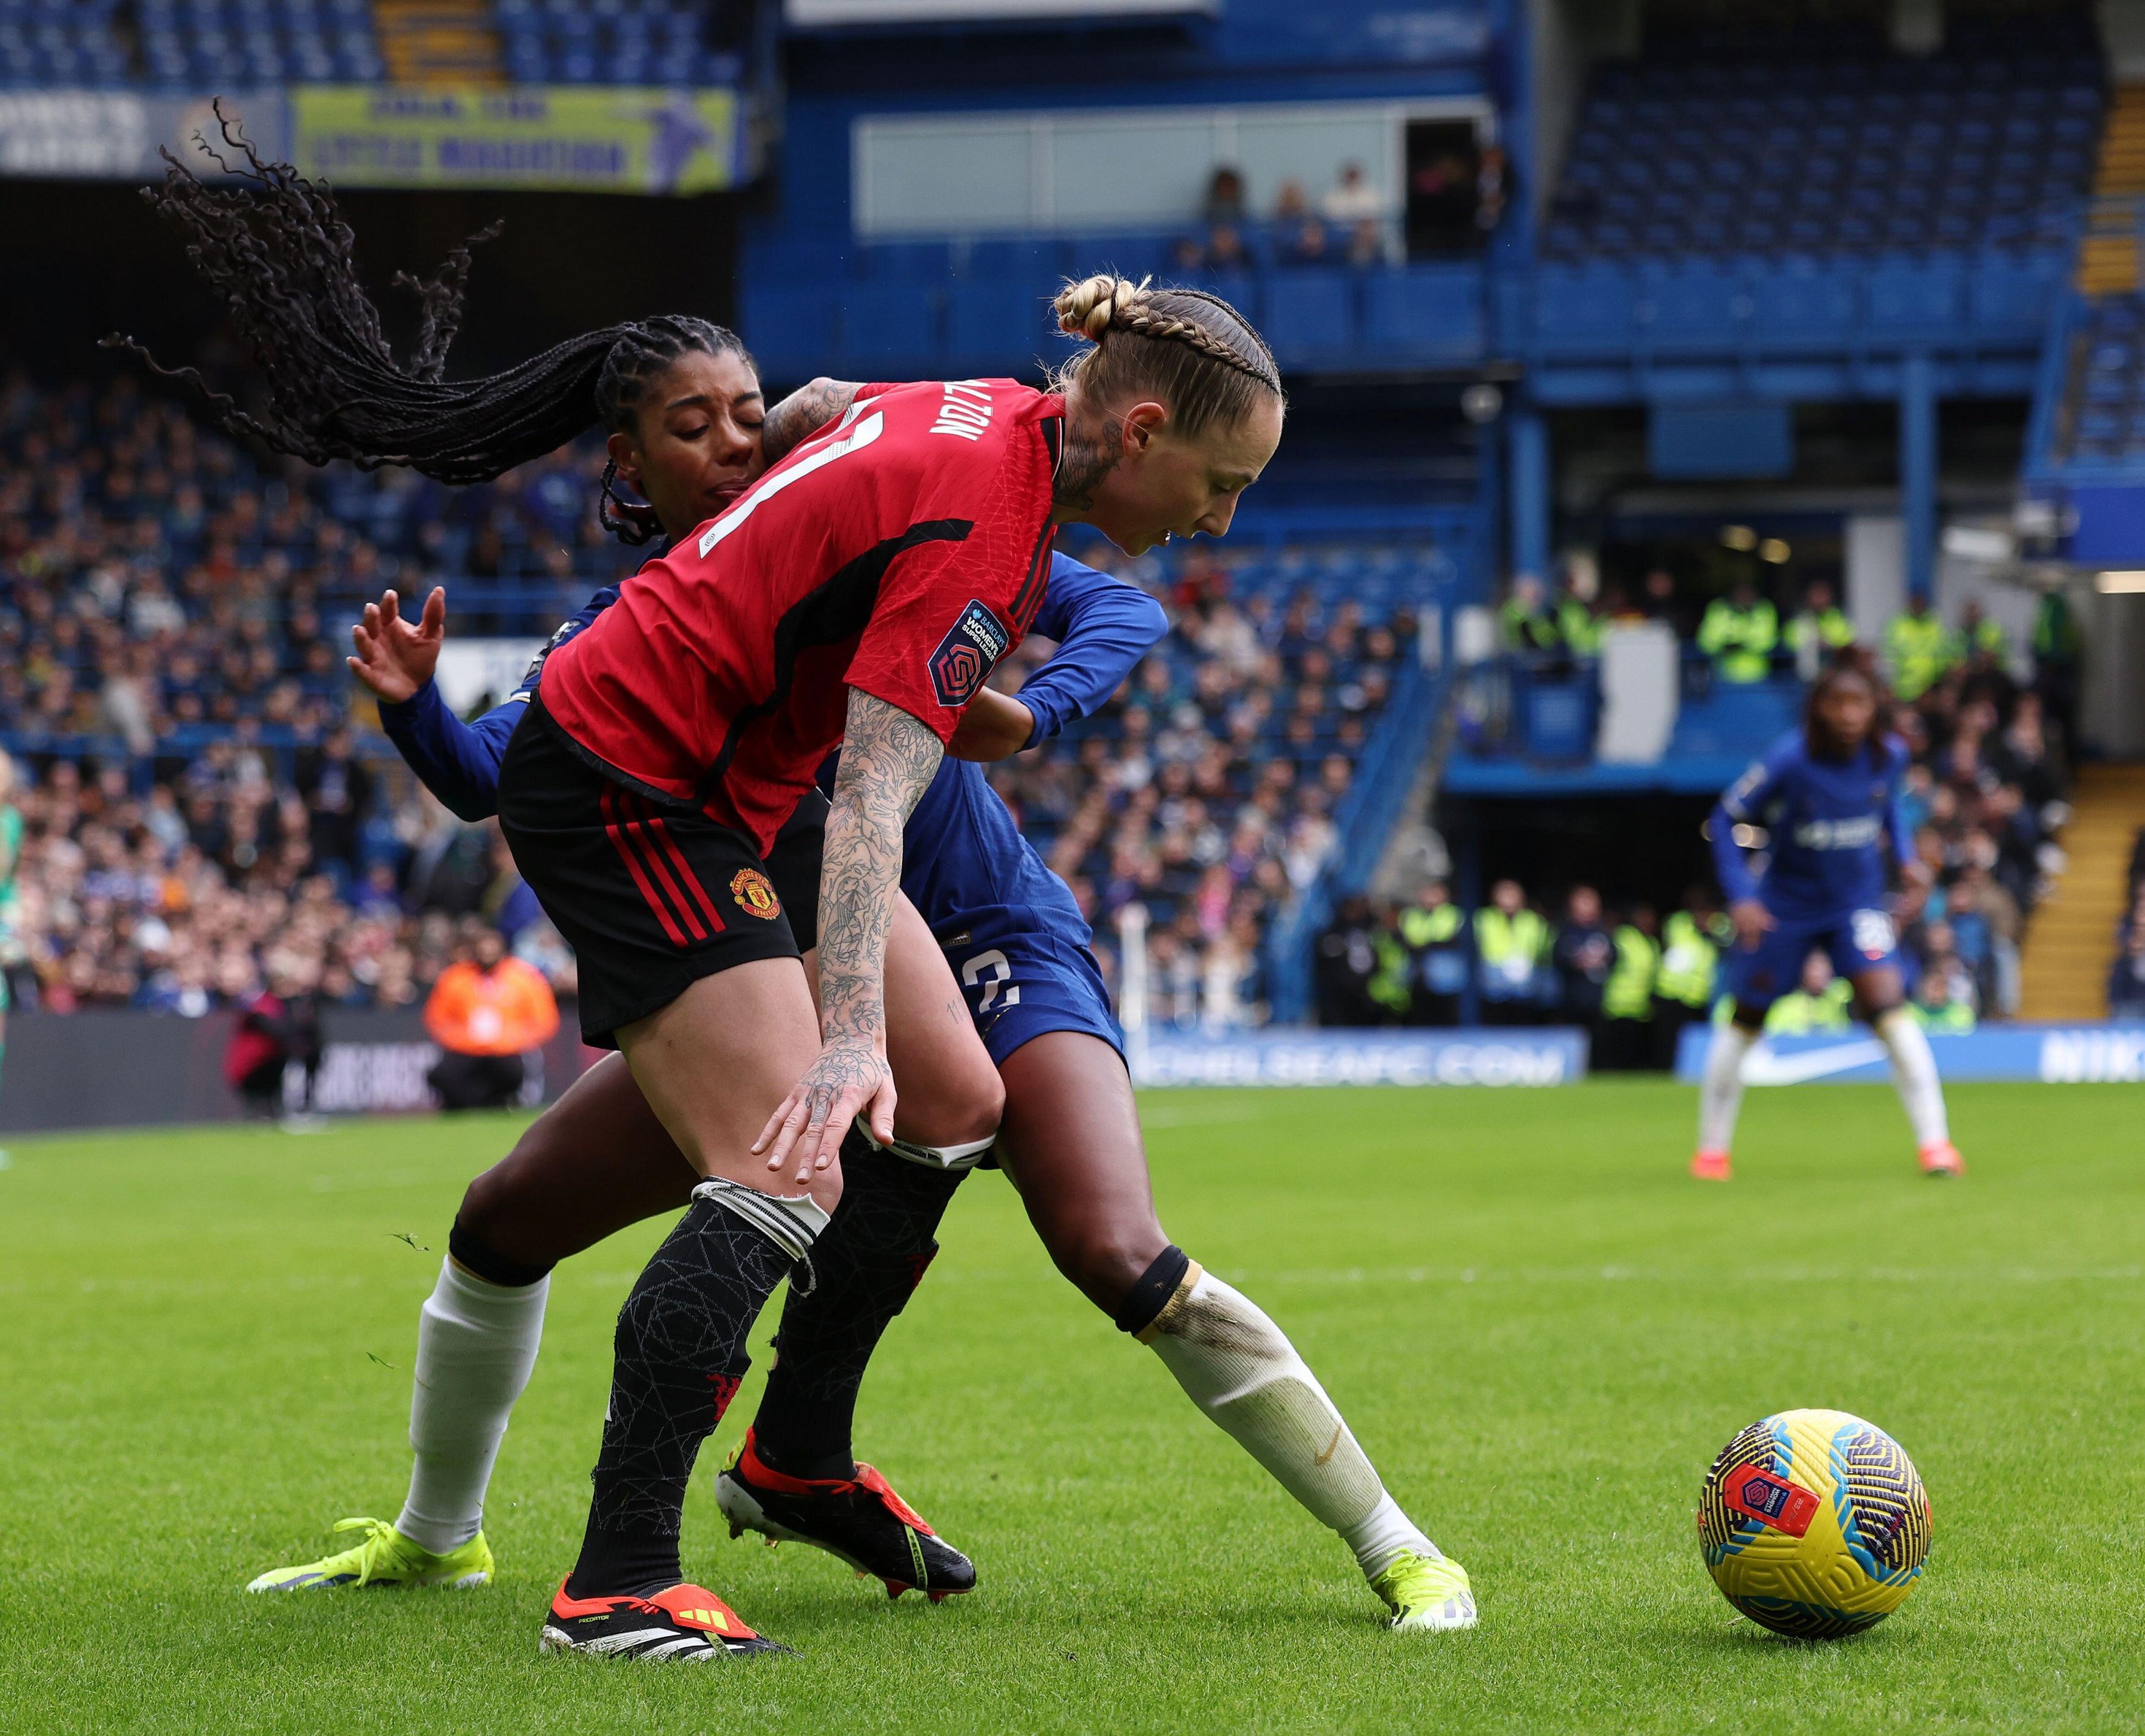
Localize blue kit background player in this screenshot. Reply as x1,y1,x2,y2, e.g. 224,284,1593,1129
1691,663,1963,1181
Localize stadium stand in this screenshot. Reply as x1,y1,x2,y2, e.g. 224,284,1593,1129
0,0,134,88
492,0,741,89
136,0,387,91
1542,41,2104,263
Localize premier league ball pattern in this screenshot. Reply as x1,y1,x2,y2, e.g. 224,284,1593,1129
1698,1408,1931,1638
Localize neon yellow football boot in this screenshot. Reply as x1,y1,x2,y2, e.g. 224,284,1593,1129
1370,1550,1477,1632
245,1517,494,1592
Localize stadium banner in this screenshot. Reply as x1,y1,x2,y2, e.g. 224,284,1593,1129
1131,1028,1587,1088
1672,1022,2145,1086
0,1008,594,1135
288,85,746,194
0,89,288,180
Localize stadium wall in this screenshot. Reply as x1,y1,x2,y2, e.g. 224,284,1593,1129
0,1010,594,1135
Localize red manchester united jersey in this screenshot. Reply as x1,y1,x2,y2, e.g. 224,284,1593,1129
538,379,1061,852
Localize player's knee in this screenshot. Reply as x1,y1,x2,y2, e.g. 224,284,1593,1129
898,1059,1004,1151
1050,1221,1171,1319
450,1160,557,1287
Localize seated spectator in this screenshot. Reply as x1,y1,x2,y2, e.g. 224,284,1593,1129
1697,575,1779,684
222,947,322,1119
1474,877,1551,1025
1553,884,1614,1031
1314,895,1392,1027
1784,577,1855,679
1955,598,2009,671
1911,965,1976,1033
1653,887,1725,1068
1282,215,1333,266
1321,159,1384,227
1595,902,1659,1070
1499,574,1561,652
1273,180,1330,263
1555,563,1603,657
1763,950,1854,1035
423,925,559,1111
1884,593,1952,702
1203,165,1247,228
1400,879,1467,1025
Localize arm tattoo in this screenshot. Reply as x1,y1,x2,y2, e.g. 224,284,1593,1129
1050,418,1121,514
815,689,944,1054
763,377,862,467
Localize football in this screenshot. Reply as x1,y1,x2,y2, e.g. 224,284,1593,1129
1698,1408,1932,1638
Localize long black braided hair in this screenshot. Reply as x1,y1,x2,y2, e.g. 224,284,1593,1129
105,104,753,544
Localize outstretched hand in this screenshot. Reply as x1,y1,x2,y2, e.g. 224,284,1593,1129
347,586,448,703
751,1035,896,1187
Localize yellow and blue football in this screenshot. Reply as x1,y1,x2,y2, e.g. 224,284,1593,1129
1697,1408,1932,1638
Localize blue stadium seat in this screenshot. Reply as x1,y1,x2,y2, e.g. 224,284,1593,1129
1362,265,1484,363
1643,265,1747,353
1530,265,1637,355
1262,270,1353,367
1865,257,1963,337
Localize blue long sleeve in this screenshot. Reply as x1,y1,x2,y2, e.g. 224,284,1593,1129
374,582,622,822
1017,553,1168,747
377,682,523,822
1710,752,1782,905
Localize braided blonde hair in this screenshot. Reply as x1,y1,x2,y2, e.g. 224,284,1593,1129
1049,273,1282,436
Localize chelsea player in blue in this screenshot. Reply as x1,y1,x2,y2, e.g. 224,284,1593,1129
1692,664,1962,1181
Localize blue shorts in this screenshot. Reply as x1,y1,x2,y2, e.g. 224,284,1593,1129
1726,905,1901,1008
942,922,1124,1070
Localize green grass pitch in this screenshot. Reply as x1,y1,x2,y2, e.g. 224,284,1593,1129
2,1079,2141,1733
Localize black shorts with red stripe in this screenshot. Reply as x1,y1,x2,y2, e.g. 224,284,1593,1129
498,697,824,1047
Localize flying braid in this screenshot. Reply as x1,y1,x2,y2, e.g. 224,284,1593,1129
106,104,751,541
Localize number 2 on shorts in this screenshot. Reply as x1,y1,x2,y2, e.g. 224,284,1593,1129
961,948,1020,1014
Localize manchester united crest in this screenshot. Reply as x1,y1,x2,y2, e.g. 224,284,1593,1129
730,868,781,919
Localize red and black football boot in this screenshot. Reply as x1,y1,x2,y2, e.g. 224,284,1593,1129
714,1428,977,1602
539,1579,792,1661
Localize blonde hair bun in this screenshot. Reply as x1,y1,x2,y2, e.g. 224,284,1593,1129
1053,273,1150,341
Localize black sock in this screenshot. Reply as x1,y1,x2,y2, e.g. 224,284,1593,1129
564,1192,796,1599
752,1133,966,1481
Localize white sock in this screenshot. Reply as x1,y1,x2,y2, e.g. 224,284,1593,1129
1698,1022,1756,1153
1145,1268,1437,1579
395,1259,549,1555
1875,1007,1949,1149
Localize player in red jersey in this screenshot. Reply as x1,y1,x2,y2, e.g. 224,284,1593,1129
496,278,1285,1657
123,136,1290,1654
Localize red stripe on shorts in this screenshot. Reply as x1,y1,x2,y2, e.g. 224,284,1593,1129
636,798,728,935
616,792,715,942
601,782,693,948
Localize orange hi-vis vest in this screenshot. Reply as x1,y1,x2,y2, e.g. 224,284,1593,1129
425,957,560,1056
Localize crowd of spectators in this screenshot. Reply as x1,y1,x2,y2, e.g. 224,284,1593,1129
0,366,644,1030
1320,633,2077,1046
0,368,626,752
1497,557,2082,735
1175,163,1404,276
992,537,1415,1032
0,742,574,1022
